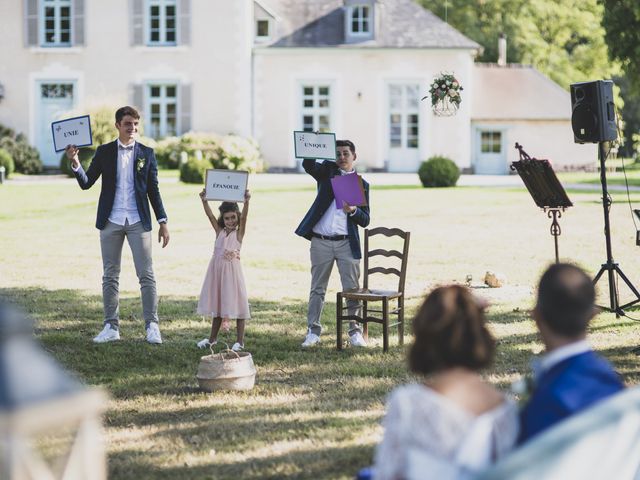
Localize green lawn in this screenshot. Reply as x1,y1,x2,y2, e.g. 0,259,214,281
1,171,640,479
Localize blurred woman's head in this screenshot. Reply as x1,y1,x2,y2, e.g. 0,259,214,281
409,285,495,375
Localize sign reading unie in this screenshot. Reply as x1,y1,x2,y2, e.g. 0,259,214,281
204,169,249,202
293,131,337,160
51,115,93,152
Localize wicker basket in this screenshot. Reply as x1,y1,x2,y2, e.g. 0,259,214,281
196,349,256,392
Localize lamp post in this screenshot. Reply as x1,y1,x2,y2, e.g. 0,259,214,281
0,302,108,480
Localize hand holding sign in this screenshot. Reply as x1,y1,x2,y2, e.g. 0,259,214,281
65,144,80,169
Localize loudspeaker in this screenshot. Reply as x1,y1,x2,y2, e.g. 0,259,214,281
570,80,617,144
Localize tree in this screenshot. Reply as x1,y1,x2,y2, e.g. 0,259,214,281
601,1,640,94
418,0,617,89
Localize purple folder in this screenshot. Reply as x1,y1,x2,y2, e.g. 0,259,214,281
331,174,367,209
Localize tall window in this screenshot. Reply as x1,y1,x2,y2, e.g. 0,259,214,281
147,84,178,138
350,5,371,34
41,0,72,46
481,131,502,153
301,85,331,132
148,0,177,45
389,84,419,149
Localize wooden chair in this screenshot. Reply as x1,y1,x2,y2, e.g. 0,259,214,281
336,227,410,352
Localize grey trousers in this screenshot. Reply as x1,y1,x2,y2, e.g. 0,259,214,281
100,220,158,329
307,237,362,336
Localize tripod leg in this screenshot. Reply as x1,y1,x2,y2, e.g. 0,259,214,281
613,265,640,311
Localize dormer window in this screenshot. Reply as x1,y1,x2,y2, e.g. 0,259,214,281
344,1,375,43
254,1,277,43
256,19,270,38
350,5,371,34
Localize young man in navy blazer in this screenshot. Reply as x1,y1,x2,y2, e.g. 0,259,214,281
518,263,624,444
65,106,169,344
295,139,370,348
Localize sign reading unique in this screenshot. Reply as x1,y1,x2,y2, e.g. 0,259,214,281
204,169,249,202
51,115,93,152
293,131,337,160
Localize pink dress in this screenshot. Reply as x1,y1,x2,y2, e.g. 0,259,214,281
197,229,250,319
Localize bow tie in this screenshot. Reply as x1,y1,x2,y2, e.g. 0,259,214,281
119,144,134,151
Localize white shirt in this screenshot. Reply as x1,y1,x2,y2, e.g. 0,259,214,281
312,169,356,236
533,339,591,380
373,384,519,480
108,139,141,226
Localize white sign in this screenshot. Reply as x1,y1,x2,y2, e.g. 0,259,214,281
293,131,337,160
51,115,93,152
205,169,249,202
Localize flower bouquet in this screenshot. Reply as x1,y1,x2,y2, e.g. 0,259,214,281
423,73,463,116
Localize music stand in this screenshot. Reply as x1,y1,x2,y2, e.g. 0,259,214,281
511,143,572,263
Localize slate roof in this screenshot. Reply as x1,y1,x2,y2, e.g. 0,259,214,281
472,64,571,120
257,0,480,49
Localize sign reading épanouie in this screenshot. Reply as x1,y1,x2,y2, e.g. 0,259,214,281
205,169,249,202
293,131,337,160
51,115,93,152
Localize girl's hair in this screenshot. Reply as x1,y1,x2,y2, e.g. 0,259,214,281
408,285,495,376
217,202,241,229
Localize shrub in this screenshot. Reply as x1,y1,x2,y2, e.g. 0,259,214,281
0,125,43,175
179,154,210,184
179,132,221,168
217,134,264,172
0,148,15,178
59,147,95,176
155,136,182,169
418,156,460,188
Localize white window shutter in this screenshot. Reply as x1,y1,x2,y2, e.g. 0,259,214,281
25,0,39,47
73,0,85,46
179,0,191,46
132,84,144,113
130,0,144,46
180,84,191,134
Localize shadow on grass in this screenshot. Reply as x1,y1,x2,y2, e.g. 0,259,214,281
110,444,372,480
3,287,638,478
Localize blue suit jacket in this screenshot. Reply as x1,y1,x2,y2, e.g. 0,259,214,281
74,141,167,232
295,158,370,259
518,350,624,445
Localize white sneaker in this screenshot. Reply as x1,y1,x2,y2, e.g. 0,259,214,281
146,323,162,344
197,338,217,349
350,331,367,347
93,324,120,343
301,332,320,348
231,342,244,352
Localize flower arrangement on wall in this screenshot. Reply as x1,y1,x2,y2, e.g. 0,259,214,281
423,73,463,116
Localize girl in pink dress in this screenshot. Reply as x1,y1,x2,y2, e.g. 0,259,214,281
196,189,251,352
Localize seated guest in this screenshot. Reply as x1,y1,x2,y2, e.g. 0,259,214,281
372,285,518,480
518,263,624,445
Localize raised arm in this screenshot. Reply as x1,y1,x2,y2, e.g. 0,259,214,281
199,189,221,235
237,190,251,243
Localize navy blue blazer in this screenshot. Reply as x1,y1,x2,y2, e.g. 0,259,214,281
295,158,370,259
518,350,624,445
74,140,167,232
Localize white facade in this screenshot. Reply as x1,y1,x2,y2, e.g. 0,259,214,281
254,47,474,172
0,0,590,173
0,0,253,167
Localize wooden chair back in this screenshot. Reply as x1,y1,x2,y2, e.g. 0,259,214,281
363,227,410,293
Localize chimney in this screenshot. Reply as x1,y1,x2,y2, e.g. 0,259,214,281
498,33,507,66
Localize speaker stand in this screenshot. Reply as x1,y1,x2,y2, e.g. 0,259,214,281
593,142,640,317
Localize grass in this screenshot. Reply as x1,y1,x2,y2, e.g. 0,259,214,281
2,170,640,479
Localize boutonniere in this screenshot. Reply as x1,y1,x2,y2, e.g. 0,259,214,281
136,156,145,173
510,374,535,405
